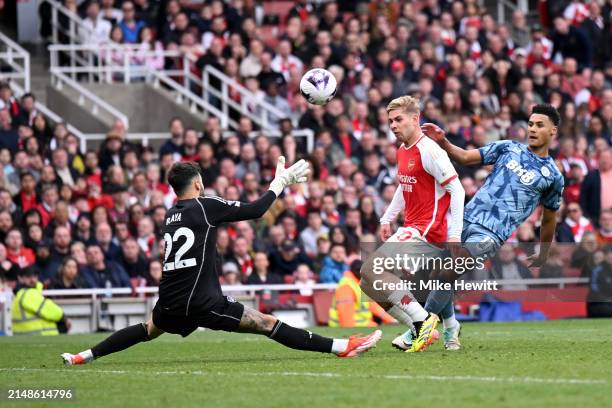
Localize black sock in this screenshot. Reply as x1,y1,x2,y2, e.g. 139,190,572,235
268,321,333,353
413,313,433,336
413,320,423,336
91,323,151,359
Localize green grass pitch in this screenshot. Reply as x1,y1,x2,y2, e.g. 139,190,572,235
1,319,611,407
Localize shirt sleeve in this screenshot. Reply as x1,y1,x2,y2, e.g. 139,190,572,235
200,191,277,226
421,143,459,187
380,185,405,224
540,174,565,211
443,177,465,239
479,140,513,166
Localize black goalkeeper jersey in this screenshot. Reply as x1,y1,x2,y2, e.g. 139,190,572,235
158,191,276,315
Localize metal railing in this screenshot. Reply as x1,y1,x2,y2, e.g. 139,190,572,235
203,65,295,130
0,31,30,92
42,0,302,136
80,132,169,151
491,0,528,22
49,68,129,129
40,277,589,298
47,42,229,127
8,80,87,141
0,30,88,143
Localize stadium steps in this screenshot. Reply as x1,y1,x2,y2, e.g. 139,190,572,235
83,82,205,132
28,47,50,105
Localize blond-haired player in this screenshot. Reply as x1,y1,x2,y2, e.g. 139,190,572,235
359,96,465,352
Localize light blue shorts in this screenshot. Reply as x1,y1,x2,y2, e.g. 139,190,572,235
461,221,503,259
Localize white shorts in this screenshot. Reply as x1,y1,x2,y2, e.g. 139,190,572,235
376,227,444,276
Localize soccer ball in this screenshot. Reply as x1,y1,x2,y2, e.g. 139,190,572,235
299,68,337,105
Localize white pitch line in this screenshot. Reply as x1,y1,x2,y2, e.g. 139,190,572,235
0,367,607,386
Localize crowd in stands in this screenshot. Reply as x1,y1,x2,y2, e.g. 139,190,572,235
1,0,611,313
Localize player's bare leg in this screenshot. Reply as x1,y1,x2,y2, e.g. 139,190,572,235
237,306,382,358
61,319,164,365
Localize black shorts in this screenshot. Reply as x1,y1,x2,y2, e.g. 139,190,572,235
152,296,245,337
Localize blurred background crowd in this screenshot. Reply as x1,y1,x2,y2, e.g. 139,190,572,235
0,0,611,302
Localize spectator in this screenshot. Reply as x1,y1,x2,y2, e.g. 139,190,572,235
221,262,241,286
564,163,585,204
489,245,533,289
240,39,264,78
40,225,72,282
587,245,612,317
48,257,88,289
262,82,291,126
328,259,395,327
118,1,146,44
299,209,329,259
247,252,282,284
5,229,35,269
24,223,44,251
510,10,530,48
146,259,162,286
539,246,564,280
100,0,122,25
596,210,612,244
70,241,88,268
11,267,70,335
81,244,130,288
118,237,147,278
13,172,38,214
581,149,612,224
271,39,304,82
320,244,348,283
230,236,253,280
560,203,594,242
0,108,18,155
14,93,38,128
81,0,112,45
292,264,315,293
135,216,157,257
551,16,591,69
95,222,121,261
571,232,600,277
159,117,184,159
0,242,18,281
269,238,311,276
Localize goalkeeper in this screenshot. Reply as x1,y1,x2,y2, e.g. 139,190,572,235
61,158,381,365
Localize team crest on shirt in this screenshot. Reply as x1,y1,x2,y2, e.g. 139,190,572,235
541,167,550,177
407,159,416,170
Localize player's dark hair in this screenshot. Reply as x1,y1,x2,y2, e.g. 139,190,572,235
531,104,561,127
167,161,201,196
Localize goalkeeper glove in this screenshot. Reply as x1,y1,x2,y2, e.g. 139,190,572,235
269,156,310,196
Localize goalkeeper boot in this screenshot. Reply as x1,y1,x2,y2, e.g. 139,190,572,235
407,313,440,353
61,351,93,366
443,322,461,351
337,330,382,358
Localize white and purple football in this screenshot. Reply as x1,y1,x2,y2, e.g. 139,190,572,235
299,68,337,106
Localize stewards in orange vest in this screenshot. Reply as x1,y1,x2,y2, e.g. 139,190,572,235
329,260,395,327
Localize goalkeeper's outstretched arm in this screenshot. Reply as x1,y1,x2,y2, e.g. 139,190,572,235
202,156,311,225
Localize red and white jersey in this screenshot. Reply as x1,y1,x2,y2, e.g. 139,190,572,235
382,135,458,243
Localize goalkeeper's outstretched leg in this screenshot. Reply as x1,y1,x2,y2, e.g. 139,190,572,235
61,305,381,365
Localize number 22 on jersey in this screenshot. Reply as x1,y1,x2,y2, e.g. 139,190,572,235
163,227,197,272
